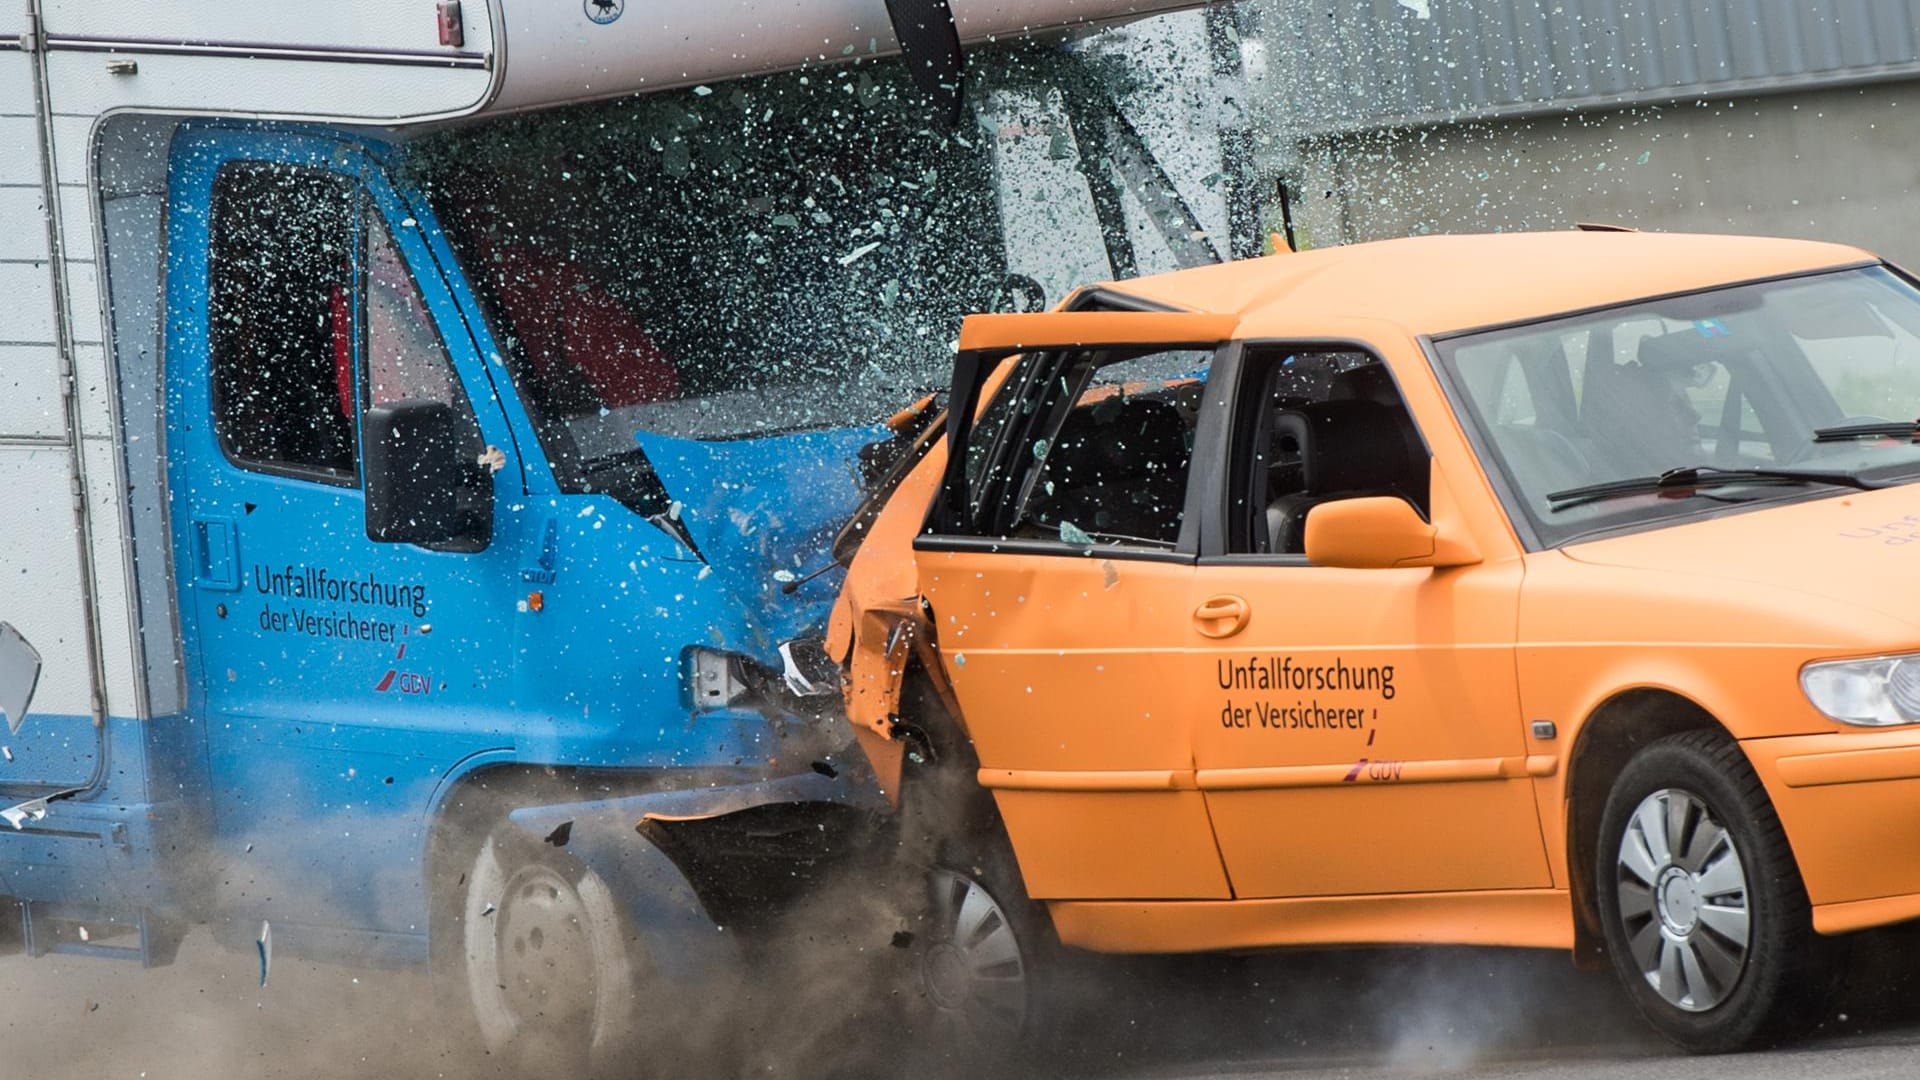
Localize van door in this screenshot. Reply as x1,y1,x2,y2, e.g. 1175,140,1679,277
164,129,522,938
918,312,1234,900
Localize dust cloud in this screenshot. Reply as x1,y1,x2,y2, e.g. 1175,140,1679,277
0,763,1911,1079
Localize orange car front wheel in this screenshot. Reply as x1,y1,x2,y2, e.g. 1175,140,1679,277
1595,729,1836,1052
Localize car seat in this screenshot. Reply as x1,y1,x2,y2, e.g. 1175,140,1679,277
1578,339,1704,476
1261,400,1426,555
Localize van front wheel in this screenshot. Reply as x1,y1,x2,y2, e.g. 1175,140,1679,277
1595,729,1829,1052
435,820,649,1078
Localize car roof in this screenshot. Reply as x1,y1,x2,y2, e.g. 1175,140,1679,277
1107,231,1876,337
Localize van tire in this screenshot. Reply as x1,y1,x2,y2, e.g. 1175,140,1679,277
1595,728,1831,1052
431,817,651,1078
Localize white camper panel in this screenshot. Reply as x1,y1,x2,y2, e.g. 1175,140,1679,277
484,0,1200,114
1,15,100,726
30,0,1198,126
36,0,495,124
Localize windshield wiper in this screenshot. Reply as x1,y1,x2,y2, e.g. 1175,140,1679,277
1813,420,1920,443
1546,465,1882,513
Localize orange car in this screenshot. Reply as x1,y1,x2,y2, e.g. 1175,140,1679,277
827,230,1920,1053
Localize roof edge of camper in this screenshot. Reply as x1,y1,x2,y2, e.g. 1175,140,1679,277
478,0,1210,122
29,0,1210,127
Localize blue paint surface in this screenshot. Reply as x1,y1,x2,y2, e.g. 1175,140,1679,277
637,426,881,653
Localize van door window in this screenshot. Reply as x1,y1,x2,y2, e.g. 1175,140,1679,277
207,162,360,485
365,214,470,413
1229,350,1431,556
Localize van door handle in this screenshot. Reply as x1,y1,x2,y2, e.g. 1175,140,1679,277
193,517,241,591
1193,594,1250,639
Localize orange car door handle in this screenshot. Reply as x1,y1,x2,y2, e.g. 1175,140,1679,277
1194,595,1250,638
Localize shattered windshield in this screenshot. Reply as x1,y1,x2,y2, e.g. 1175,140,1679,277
409,31,1234,480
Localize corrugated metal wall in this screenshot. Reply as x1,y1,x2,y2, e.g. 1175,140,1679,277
1252,0,1920,132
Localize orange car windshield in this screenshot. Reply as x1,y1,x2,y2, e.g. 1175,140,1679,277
1436,265,1920,546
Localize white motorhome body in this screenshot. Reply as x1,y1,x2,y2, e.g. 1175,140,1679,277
0,0,1252,1049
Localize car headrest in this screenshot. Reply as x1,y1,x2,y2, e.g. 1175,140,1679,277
1328,363,1400,406
1636,328,1746,372
1271,400,1422,496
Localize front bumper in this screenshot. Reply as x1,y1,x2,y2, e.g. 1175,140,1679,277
1745,729,1920,932
501,766,885,980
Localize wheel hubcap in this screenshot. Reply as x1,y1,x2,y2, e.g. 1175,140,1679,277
921,868,1029,1041
496,863,596,1029
1615,788,1752,1012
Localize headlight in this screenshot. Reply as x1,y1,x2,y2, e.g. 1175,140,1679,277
1801,654,1920,726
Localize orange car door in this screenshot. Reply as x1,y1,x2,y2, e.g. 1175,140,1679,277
1187,343,1551,898
918,312,1234,900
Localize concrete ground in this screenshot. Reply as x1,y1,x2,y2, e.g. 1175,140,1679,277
8,922,1920,1079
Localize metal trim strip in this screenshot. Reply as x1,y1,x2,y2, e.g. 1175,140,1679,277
1196,755,1555,791
1049,888,1574,953
976,769,1192,792
43,34,488,70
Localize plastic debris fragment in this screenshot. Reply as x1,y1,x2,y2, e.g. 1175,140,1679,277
1,796,49,830
544,821,573,848
838,241,883,266
257,921,272,988
0,623,41,737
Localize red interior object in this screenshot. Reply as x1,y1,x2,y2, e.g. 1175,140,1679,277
330,282,353,419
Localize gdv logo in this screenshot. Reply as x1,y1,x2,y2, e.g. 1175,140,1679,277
373,643,431,696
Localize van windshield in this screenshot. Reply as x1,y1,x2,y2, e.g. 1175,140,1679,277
407,19,1248,488
1437,265,1920,546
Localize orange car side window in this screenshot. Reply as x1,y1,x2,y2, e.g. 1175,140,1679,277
940,346,1213,552
1006,348,1212,550
1227,349,1431,556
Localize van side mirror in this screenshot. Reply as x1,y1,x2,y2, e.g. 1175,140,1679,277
364,400,491,549
1304,496,1480,570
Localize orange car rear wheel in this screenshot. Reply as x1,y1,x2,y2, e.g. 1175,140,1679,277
1596,729,1833,1052
891,680,1062,1060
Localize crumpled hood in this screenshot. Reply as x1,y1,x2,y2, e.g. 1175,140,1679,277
636,426,884,653
1562,483,1920,628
